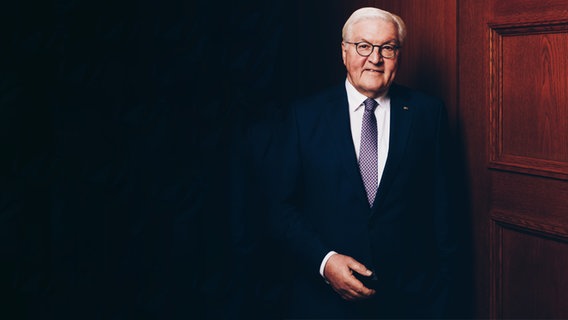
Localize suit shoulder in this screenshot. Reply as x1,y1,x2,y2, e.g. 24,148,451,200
391,83,445,110
290,84,346,111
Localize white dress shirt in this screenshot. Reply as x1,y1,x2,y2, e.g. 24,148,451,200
319,79,391,278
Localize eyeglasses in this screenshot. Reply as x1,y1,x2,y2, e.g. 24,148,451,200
344,41,400,59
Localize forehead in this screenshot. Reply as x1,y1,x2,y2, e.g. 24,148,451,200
350,18,398,43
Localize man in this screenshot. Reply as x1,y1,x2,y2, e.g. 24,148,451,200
265,7,459,318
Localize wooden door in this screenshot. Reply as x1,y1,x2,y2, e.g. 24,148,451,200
459,0,568,318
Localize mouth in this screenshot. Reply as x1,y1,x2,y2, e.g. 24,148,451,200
364,69,384,74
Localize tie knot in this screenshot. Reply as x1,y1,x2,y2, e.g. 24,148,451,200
363,98,378,112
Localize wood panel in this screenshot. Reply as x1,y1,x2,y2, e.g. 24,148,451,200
460,0,568,318
494,0,568,20
459,0,493,316
492,221,568,318
489,21,568,180
491,171,568,229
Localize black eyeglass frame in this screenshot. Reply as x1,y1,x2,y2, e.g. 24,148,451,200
344,41,401,59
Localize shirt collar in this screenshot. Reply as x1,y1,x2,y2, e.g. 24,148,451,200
345,79,390,112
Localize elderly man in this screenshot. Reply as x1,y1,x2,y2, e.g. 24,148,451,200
265,7,459,318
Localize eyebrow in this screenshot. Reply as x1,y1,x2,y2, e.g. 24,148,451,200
358,38,399,45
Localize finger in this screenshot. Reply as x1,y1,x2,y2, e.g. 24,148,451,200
348,260,372,276
332,286,357,301
338,288,360,301
330,277,365,300
350,278,375,295
358,287,376,298
332,280,376,301
345,276,376,298
344,287,376,301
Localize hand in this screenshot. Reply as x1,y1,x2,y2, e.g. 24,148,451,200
323,253,376,301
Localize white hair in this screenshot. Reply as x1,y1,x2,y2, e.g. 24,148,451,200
342,7,407,45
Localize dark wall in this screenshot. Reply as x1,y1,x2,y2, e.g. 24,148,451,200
0,1,351,319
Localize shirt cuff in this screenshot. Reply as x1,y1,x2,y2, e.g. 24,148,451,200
319,251,338,279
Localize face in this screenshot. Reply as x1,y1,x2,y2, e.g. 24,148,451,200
342,19,400,98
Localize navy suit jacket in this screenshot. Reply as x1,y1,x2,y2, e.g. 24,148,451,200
266,83,458,318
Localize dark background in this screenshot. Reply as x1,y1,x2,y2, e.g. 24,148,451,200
0,0,351,319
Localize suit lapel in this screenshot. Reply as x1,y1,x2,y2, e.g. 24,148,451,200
372,85,414,210
324,84,415,209
325,86,369,204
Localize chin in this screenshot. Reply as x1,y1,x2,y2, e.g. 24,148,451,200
364,85,387,96
363,80,386,90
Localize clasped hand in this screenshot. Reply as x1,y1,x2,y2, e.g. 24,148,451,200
323,253,376,301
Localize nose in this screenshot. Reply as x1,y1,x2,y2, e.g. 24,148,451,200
367,46,383,64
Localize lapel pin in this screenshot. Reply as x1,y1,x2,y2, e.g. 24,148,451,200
403,106,409,110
